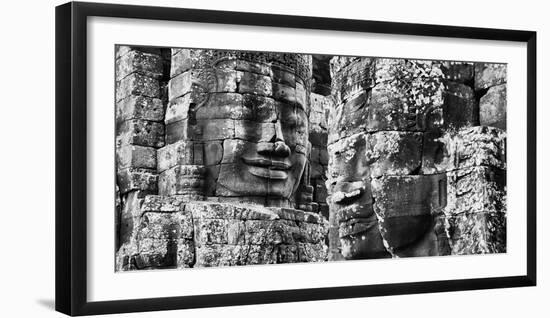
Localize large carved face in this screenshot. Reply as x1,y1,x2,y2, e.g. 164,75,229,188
214,93,309,199
187,53,311,203
327,57,446,259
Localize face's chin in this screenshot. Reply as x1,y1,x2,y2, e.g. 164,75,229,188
340,230,392,259
334,179,435,259
332,179,392,259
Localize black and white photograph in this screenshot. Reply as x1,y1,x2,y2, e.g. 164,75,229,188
114,47,507,271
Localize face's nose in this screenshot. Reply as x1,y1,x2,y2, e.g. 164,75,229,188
257,122,291,158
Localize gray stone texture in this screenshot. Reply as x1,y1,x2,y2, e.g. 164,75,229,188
327,57,506,260
116,49,507,271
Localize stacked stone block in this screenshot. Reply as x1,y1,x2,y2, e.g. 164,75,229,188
115,46,166,268
123,197,327,269
309,93,331,218
422,126,506,254
475,63,507,129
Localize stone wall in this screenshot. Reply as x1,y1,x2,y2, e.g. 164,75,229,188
115,46,166,262
115,46,507,270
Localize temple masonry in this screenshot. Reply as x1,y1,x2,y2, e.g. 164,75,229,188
115,46,506,270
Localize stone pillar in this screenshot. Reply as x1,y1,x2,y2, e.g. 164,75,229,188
115,46,166,270
475,63,507,130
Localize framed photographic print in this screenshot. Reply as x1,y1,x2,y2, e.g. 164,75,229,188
55,1,537,316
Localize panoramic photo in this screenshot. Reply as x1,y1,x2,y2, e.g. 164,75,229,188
114,46,507,271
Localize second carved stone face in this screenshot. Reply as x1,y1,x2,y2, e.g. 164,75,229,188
327,57,448,259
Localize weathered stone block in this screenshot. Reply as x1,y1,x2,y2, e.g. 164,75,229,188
168,69,231,102
116,119,165,148
269,207,325,224
165,119,196,145
158,165,205,196
116,95,164,123
313,178,328,204
195,244,248,267
194,118,235,141
234,121,279,143
237,71,272,96
371,174,447,219
157,140,194,172
118,190,144,246
117,168,158,194
444,82,478,128
116,73,159,102
297,242,326,262
168,71,194,101
272,82,296,105
116,50,163,81
202,140,223,166
295,81,308,112
141,195,187,212
449,166,506,215
298,221,328,244
422,126,506,174
327,132,369,182
116,46,161,59
135,238,193,269
244,94,277,123
246,245,279,264
196,93,252,120
116,145,157,170
194,218,231,245
204,165,221,196
479,84,507,130
177,240,195,268
365,131,423,178
475,63,507,90
331,57,375,104
138,211,194,240
310,93,331,127
272,68,296,87
186,202,279,220
441,62,474,83
421,130,454,174
456,126,506,170
170,49,193,78
448,211,506,255
243,220,285,245
215,69,238,92
164,94,191,124
236,59,271,76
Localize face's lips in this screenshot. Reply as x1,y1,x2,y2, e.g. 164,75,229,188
338,217,379,237
330,184,365,204
242,157,291,180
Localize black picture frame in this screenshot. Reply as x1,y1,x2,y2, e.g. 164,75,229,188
55,1,537,316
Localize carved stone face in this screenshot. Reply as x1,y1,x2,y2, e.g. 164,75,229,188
183,53,311,203
215,95,309,199
327,134,391,259
327,57,446,259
